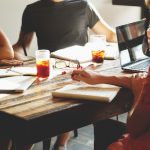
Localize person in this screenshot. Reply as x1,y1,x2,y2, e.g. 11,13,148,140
71,21,150,150
0,28,23,66
13,0,117,60
13,0,117,150
0,28,23,150
71,66,150,150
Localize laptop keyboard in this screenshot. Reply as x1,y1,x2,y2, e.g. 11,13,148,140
128,59,150,72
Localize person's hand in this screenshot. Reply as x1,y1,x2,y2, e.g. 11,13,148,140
71,69,101,85
0,59,23,66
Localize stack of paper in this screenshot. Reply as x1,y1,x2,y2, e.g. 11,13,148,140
52,83,121,103
0,66,37,77
0,76,36,93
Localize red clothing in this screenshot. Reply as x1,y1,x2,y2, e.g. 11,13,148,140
117,130,150,150
108,67,150,150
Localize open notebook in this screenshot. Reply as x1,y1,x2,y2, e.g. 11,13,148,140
51,43,119,63
52,83,121,103
0,76,36,93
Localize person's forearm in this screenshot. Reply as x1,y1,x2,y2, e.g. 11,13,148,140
0,29,14,59
13,43,26,60
95,74,132,89
0,47,14,60
13,31,34,60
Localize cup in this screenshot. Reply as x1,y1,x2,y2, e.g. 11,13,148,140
36,50,50,78
89,35,106,63
91,50,105,63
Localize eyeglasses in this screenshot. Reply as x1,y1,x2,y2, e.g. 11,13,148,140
53,59,81,69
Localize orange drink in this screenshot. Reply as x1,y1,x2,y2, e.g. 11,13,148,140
36,50,50,78
36,59,50,78
92,50,105,63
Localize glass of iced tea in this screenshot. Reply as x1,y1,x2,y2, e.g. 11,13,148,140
89,35,106,63
36,50,50,78
92,50,105,63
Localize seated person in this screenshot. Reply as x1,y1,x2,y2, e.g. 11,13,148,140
0,28,23,66
72,67,149,150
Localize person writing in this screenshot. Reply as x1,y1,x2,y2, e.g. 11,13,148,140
71,66,150,150
13,0,117,150
71,17,150,149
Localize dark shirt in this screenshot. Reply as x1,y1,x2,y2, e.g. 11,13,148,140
21,0,99,52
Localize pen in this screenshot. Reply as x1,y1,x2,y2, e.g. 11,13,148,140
5,66,14,73
5,66,23,75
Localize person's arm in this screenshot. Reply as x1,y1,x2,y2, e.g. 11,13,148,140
13,31,34,60
71,69,132,88
91,20,117,43
0,28,14,59
72,69,147,102
86,1,117,43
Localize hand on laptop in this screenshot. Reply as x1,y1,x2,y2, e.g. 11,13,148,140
0,59,23,66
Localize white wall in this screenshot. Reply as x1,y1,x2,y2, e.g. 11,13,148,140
0,0,141,56
89,0,141,27
0,0,37,56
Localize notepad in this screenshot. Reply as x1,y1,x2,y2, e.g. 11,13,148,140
51,43,119,63
52,83,121,103
0,66,37,77
0,76,36,93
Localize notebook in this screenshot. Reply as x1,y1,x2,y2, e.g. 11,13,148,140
0,76,36,93
52,83,121,103
0,66,37,77
51,43,119,63
116,19,150,72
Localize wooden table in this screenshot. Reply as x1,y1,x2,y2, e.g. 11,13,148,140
0,59,133,147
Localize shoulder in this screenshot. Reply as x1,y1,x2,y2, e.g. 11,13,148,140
25,1,43,10
66,0,88,6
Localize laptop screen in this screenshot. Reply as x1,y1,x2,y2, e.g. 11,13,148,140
116,19,148,67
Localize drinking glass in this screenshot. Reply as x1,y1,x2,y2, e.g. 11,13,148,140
36,50,50,78
89,35,106,63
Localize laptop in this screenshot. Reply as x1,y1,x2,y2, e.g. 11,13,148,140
0,76,36,93
116,19,150,72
